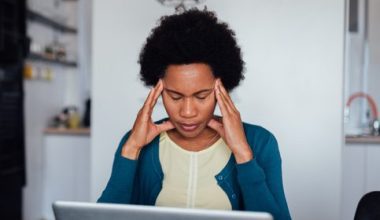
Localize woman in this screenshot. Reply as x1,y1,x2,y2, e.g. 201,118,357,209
98,9,291,220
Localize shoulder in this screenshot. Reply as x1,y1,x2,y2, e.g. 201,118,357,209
242,122,276,144
242,122,281,165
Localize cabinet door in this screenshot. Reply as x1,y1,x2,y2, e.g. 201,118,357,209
366,145,380,191
342,144,367,220
42,135,90,220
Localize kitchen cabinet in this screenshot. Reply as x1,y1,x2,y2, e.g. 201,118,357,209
41,129,90,220
342,137,380,220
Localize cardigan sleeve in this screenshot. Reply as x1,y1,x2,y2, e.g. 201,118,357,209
236,134,291,220
97,132,138,204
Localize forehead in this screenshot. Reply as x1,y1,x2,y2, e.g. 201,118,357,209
163,63,215,92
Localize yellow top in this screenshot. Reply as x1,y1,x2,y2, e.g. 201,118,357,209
155,131,232,210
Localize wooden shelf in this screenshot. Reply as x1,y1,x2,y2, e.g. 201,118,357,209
27,9,77,34
44,127,90,136
28,52,78,67
346,135,380,144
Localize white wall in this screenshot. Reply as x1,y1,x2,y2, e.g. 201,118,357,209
91,1,345,220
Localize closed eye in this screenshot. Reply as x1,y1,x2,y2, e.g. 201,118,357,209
196,96,207,100
171,96,182,101
195,92,212,100
164,89,212,101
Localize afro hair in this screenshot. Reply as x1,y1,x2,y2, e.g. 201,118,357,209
138,8,245,92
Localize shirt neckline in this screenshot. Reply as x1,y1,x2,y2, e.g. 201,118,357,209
161,131,224,155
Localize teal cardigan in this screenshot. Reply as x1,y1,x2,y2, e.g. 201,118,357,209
98,120,291,220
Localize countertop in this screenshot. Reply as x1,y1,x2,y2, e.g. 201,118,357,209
345,135,380,144
44,127,91,136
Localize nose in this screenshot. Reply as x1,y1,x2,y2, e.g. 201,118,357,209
179,97,197,118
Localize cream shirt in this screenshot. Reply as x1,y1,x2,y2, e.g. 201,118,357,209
155,131,232,210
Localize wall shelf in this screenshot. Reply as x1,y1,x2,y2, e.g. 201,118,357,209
27,9,77,34
28,52,78,67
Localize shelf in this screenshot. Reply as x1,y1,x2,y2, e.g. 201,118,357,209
27,9,77,34
346,135,380,144
44,127,90,136
28,52,78,67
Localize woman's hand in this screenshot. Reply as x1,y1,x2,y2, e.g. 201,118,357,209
207,79,253,164
122,79,175,159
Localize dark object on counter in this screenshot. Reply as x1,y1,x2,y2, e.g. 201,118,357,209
83,98,91,127
354,191,380,220
370,119,380,136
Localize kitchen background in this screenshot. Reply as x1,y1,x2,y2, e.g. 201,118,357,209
0,0,379,220
22,0,91,220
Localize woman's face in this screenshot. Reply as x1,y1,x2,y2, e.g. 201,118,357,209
162,63,217,139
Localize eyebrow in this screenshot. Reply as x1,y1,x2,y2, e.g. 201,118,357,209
164,88,213,96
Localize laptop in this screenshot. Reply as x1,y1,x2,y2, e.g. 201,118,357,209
53,201,273,220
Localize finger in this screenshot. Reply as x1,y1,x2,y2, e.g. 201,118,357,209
143,80,161,116
140,88,155,121
217,80,238,112
150,79,163,108
143,88,154,107
147,80,163,116
207,118,225,138
216,84,234,115
156,120,175,133
217,86,234,114
215,83,230,117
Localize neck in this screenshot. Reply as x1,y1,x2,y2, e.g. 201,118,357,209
167,128,219,152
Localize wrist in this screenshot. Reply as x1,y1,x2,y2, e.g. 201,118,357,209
233,144,253,164
121,141,141,160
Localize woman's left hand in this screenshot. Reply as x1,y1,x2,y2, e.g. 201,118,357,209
207,79,253,164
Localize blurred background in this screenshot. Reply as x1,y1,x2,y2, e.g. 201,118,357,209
0,0,379,219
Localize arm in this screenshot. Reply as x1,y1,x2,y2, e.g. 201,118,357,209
98,80,174,204
208,80,291,219
97,132,138,204
236,135,291,220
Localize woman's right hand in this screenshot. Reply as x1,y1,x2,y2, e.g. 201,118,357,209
121,79,175,159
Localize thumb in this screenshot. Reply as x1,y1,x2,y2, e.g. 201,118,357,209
157,120,175,133
207,118,225,138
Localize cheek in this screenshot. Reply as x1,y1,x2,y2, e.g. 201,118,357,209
162,95,177,116
201,96,217,115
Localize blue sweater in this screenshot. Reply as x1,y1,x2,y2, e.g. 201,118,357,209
98,120,291,220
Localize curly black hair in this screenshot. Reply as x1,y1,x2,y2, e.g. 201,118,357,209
138,8,245,92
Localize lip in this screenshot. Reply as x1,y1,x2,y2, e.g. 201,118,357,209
179,123,199,132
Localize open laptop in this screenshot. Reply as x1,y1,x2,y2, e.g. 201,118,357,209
53,201,273,220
